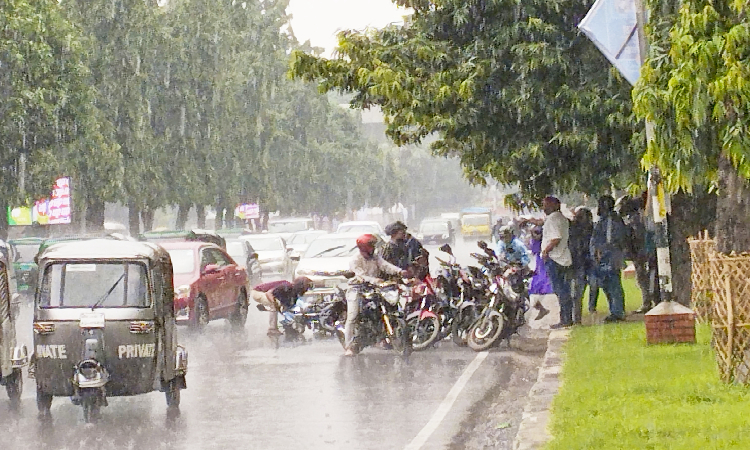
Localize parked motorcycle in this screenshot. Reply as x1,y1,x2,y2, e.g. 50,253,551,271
335,278,412,357
466,241,531,351
403,276,441,351
434,244,484,346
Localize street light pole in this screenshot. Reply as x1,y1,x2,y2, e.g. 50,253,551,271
634,0,673,303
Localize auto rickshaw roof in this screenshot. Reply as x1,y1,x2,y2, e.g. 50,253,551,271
38,238,167,262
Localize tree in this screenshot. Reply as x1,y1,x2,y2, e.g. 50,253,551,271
289,0,643,201
632,0,750,254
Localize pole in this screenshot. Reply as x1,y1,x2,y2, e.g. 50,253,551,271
634,0,673,303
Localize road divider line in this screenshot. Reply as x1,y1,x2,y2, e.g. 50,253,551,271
404,351,489,450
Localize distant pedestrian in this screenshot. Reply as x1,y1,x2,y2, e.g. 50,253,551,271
568,207,598,323
590,195,628,322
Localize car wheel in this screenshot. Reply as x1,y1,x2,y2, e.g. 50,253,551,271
230,289,248,329
191,296,209,332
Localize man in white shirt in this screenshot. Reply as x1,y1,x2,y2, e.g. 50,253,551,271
529,196,574,328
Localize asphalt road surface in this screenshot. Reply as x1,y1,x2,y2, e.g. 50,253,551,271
0,236,546,450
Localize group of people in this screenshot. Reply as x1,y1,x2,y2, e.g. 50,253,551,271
494,194,659,328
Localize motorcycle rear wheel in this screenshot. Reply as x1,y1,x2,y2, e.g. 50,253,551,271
467,314,504,352
407,315,441,351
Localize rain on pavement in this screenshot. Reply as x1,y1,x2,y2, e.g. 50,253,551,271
0,239,546,450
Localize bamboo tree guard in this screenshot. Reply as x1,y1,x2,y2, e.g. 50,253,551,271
688,232,716,323
708,252,750,383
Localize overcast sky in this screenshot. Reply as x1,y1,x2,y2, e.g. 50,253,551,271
287,0,411,56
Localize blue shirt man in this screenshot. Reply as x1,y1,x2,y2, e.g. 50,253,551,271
495,226,530,266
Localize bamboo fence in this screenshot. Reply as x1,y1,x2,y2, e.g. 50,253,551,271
688,232,715,323
708,251,750,383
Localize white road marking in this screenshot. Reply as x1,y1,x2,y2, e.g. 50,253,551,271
404,351,489,450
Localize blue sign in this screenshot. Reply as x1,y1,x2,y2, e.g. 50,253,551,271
579,0,642,85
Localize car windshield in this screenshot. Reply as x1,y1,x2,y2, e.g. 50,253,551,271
304,238,358,258
289,232,323,245
420,222,448,234
39,262,150,308
167,249,196,274
243,237,283,251
226,241,246,261
463,215,490,226
14,244,40,263
337,224,380,234
268,221,311,233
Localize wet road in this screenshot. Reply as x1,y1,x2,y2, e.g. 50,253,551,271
0,237,545,450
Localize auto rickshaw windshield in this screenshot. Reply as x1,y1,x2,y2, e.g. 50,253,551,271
39,262,151,308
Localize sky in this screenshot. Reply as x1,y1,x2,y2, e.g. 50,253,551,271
286,0,411,57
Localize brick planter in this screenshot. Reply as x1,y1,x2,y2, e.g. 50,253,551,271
645,301,696,345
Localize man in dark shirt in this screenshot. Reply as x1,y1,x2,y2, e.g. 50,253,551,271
590,195,628,322
382,221,428,278
251,277,312,336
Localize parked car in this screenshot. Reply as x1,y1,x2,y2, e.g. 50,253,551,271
8,237,44,296
238,234,293,278
415,218,455,246
286,230,328,259
294,233,361,298
335,221,385,239
267,217,315,240
160,241,249,330
225,239,263,286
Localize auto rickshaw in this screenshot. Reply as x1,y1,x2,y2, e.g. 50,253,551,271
0,241,29,408
33,239,187,422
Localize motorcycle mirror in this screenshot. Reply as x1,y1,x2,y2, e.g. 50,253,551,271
439,244,453,255
477,241,488,250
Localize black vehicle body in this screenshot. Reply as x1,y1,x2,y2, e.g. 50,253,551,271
0,241,29,409
33,239,187,422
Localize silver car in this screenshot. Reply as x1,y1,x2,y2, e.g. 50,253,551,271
239,234,292,278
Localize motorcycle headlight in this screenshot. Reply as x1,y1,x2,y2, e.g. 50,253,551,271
382,289,399,306
501,279,519,300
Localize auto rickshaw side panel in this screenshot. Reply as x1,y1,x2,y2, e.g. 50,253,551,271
0,261,17,379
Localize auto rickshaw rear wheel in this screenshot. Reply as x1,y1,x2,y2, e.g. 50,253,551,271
5,368,22,408
191,296,209,332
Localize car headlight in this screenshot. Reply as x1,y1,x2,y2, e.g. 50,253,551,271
416,234,424,240
442,233,449,239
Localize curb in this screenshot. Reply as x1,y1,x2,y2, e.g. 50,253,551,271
512,328,570,450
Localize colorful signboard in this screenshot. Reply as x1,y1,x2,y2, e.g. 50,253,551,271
8,177,72,226
234,203,260,220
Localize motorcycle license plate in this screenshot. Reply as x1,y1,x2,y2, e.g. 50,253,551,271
79,312,105,328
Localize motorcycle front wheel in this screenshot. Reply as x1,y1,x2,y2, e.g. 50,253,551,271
407,315,441,351
388,317,412,358
451,306,477,347
467,314,504,352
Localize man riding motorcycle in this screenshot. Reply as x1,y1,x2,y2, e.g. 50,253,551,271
382,221,428,279
345,234,408,356
495,226,530,266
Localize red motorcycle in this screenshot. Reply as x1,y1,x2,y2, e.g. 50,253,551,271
404,274,442,351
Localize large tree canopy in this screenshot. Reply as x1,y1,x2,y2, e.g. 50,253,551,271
289,0,644,200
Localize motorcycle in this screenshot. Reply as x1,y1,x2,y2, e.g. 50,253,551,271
403,275,441,351
434,244,484,346
466,241,531,351
335,278,412,357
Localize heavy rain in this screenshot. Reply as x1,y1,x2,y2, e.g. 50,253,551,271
0,0,745,449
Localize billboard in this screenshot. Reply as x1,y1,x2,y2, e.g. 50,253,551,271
234,203,260,220
8,177,72,226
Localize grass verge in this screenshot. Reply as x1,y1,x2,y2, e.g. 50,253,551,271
545,320,750,449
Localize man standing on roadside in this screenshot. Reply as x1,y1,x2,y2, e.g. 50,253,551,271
591,195,628,322
528,196,574,328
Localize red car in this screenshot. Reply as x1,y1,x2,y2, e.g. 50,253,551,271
160,241,249,331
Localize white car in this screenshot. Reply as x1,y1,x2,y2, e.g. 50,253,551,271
294,233,361,289
239,234,292,278
335,221,385,238
267,217,316,241
287,230,328,259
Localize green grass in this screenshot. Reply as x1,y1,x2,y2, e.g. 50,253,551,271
545,321,750,449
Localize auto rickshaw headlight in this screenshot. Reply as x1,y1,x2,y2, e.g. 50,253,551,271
129,321,154,334
33,322,55,335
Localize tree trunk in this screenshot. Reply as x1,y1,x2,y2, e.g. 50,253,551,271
668,190,717,306
85,199,105,232
196,205,206,228
0,199,8,241
716,155,750,253
128,200,140,236
141,208,155,232
214,203,225,230
176,203,191,230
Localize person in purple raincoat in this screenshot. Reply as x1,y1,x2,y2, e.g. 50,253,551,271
528,226,552,320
